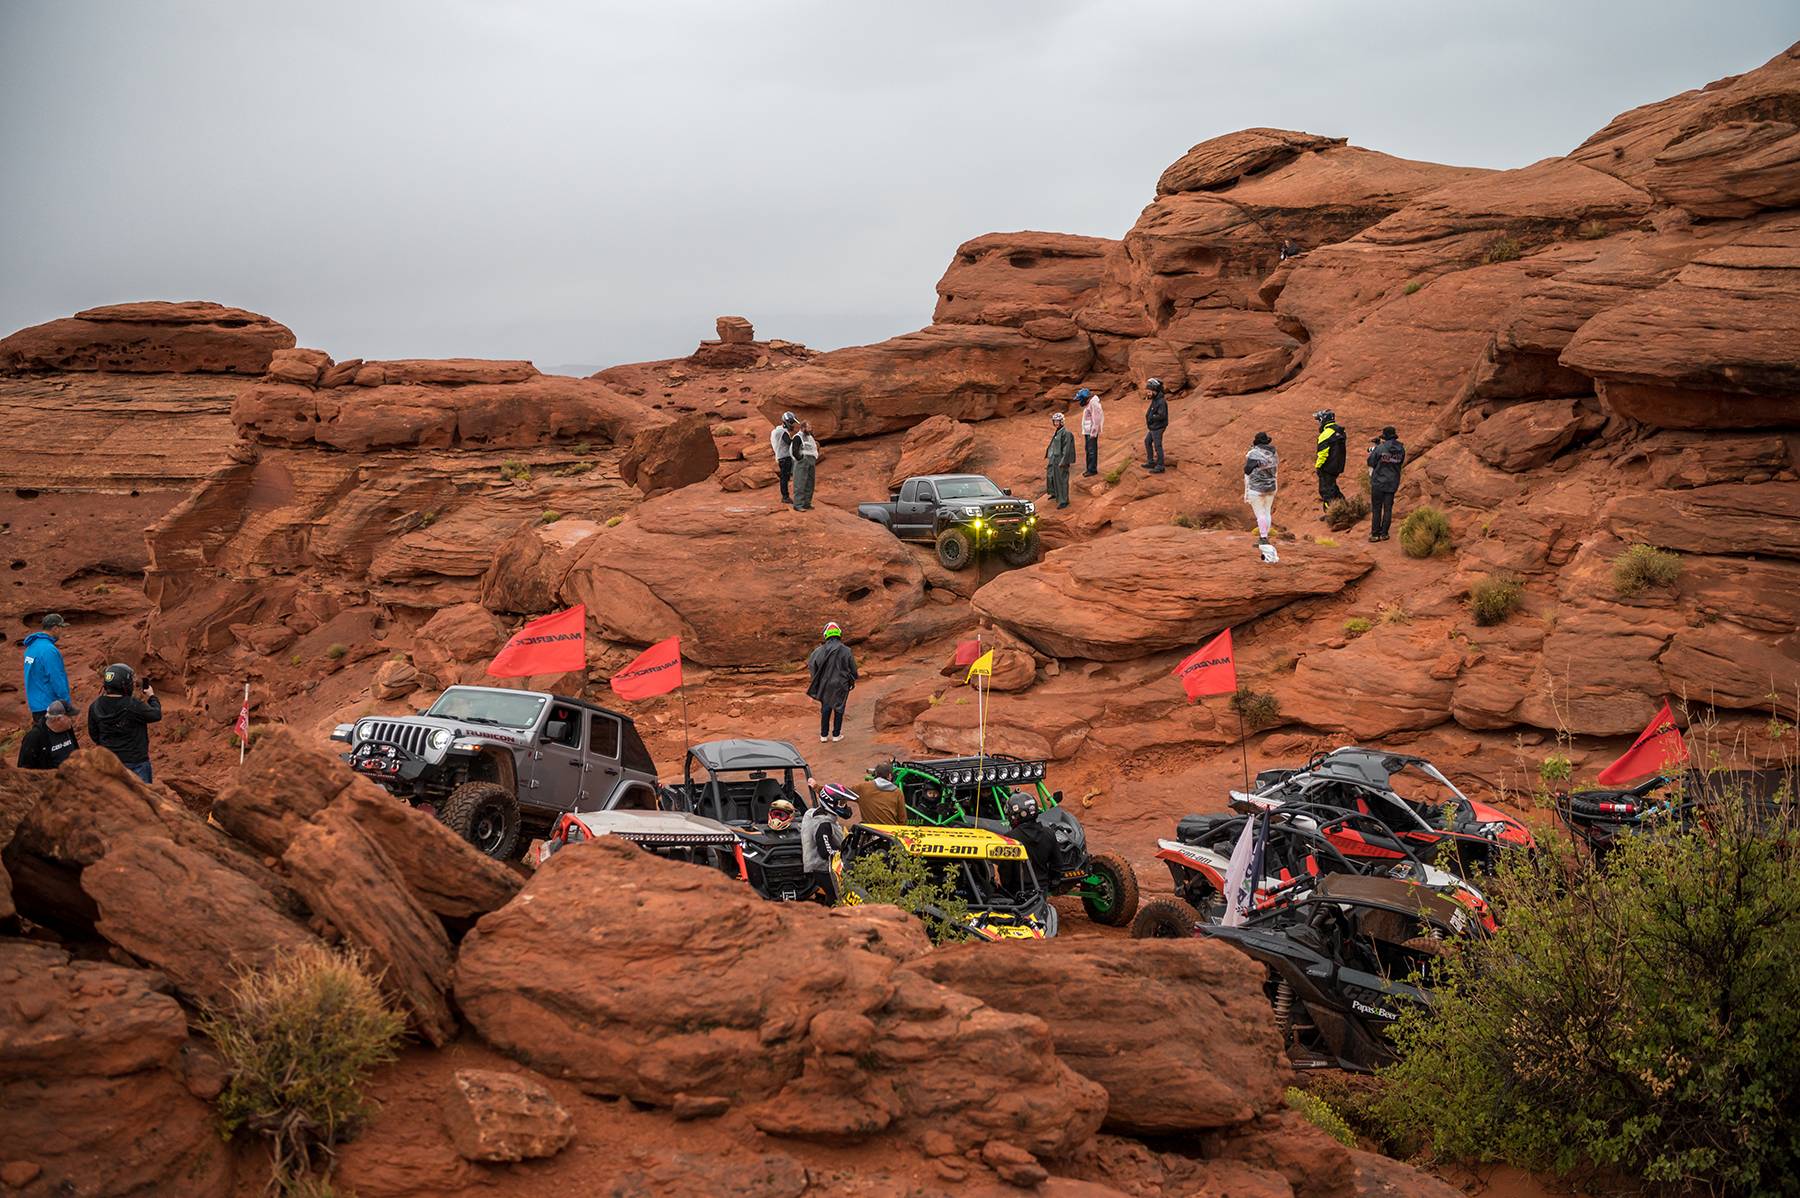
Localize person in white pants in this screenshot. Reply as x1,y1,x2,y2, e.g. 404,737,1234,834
1244,431,1279,550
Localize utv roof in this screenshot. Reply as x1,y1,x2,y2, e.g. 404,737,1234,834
1310,873,1468,928
1297,748,1433,791
686,739,811,772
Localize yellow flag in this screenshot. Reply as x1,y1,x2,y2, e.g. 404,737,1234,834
966,650,994,682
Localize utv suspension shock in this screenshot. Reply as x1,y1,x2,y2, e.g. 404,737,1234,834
1272,979,1295,1040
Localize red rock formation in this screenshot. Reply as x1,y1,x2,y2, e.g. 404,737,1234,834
888,414,977,490
932,232,1115,326
0,300,294,374
619,411,721,494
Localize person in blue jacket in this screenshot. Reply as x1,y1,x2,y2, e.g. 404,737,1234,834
22,614,71,727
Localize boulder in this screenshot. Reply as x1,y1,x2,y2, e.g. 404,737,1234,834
970,529,1374,661
1658,626,1800,713
0,300,295,374
1281,626,1458,741
561,488,926,667
759,324,1094,441
455,838,1105,1154
620,412,721,494
874,678,943,732
267,346,332,385
441,1069,575,1162
912,694,1097,760
1642,119,1800,218
717,316,756,344
1463,399,1607,472
1515,611,1674,737
1218,1111,1356,1198
1605,483,1800,560
479,518,600,615
412,603,508,687
372,658,420,700
1157,128,1348,195
933,232,1115,326
888,415,977,491
0,942,233,1196
912,939,1286,1133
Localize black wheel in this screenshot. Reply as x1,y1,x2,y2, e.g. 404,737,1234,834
1080,851,1140,926
999,528,1041,567
936,527,974,571
1131,896,1201,939
440,781,522,860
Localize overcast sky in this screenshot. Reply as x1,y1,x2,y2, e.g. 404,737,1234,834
1,2,1792,371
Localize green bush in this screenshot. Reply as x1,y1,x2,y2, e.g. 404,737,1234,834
1171,513,1194,529
1104,467,1124,484
1403,280,1423,295
1613,543,1683,597
1469,573,1524,626
837,843,972,943
1580,221,1608,240
1482,236,1524,264
1399,506,1453,558
1344,617,1372,636
1380,795,1800,1196
325,643,348,660
712,426,733,437
1286,1087,1357,1149
541,509,561,524
1381,604,1410,626
1229,684,1282,730
605,515,624,527
499,459,531,480
571,442,592,456
1316,537,1339,547
203,946,405,1190
1538,753,1572,783
1325,494,1370,531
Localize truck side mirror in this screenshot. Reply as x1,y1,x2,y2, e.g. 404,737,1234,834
1003,488,1012,496
889,493,900,502
1053,791,1064,804
543,720,569,743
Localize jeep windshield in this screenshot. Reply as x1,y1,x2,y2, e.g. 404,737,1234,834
425,688,547,729
935,479,1003,500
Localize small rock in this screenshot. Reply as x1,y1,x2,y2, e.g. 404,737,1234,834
923,1129,958,1157
441,1069,575,1162
671,1093,732,1121
1,1162,42,1188
982,1140,1050,1187
933,1159,968,1182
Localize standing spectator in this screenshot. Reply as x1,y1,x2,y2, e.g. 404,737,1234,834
88,662,160,783
805,622,858,743
790,421,820,511
1368,426,1407,542
1142,378,1168,474
17,699,79,770
769,411,799,504
1244,431,1279,546
1313,409,1347,519
22,613,71,727
1077,388,1103,477
1044,412,1075,509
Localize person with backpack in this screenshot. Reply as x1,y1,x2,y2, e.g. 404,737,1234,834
805,622,858,743
1368,427,1407,542
1044,412,1075,509
1077,389,1103,477
790,421,820,511
769,411,799,504
22,613,72,727
1244,431,1279,548
1313,409,1347,519
17,698,79,770
87,662,161,783
1142,378,1168,474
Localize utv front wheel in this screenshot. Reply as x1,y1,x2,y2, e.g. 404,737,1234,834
999,528,1041,567
1080,851,1140,926
1131,896,1201,939
441,781,522,860
936,527,974,571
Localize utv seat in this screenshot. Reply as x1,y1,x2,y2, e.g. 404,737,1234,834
749,777,784,826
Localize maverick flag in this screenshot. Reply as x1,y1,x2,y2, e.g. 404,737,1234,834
954,640,983,666
1173,628,1237,701
610,636,684,701
1597,699,1689,786
488,605,587,678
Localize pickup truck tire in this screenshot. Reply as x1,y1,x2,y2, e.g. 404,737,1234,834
999,528,1041,567
441,781,522,860
936,528,974,571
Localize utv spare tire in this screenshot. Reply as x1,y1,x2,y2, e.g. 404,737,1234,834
936,527,973,571
441,781,521,860
999,527,1041,567
1131,896,1201,940
1080,851,1140,926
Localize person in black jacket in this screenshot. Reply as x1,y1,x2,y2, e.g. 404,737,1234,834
1142,378,1168,473
1313,409,1347,519
87,662,160,782
805,623,858,743
1367,426,1407,542
17,698,79,770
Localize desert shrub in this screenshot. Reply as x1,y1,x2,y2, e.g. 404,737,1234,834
712,426,733,437
571,441,592,456
837,843,971,943
1266,651,1299,674
541,509,561,524
1171,513,1194,529
167,724,192,744
1324,493,1370,530
1286,1087,1356,1149
419,511,435,527
203,946,405,1190
1403,280,1423,295
1104,467,1124,484
1380,604,1410,626
1538,753,1572,783
1580,221,1608,240
605,515,624,527
1612,543,1683,597
1344,617,1372,636
290,655,302,667
499,459,531,480
325,643,348,660
1469,573,1524,626
1482,236,1523,264
1316,537,1339,547
1399,506,1454,558
1380,796,1800,1196
1229,684,1281,730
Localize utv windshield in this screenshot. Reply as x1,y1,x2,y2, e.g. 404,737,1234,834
935,478,1003,500
426,688,547,729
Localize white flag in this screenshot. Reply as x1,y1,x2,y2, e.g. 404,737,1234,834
1219,813,1260,927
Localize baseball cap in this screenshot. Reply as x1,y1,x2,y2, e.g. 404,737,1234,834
45,699,72,717
42,613,67,629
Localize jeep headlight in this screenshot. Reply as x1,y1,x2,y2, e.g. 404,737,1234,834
429,729,451,751
354,720,375,743
961,506,981,517
1024,502,1036,514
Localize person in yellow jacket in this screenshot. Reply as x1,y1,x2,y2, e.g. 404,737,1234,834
1313,409,1347,520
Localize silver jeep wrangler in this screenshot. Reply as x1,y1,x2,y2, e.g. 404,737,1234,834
332,685,661,859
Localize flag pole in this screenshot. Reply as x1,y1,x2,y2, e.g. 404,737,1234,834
239,681,249,764
1238,705,1251,796
679,676,690,758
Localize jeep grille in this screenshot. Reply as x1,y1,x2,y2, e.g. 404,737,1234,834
366,721,432,757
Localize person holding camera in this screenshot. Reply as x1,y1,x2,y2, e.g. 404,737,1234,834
88,662,161,783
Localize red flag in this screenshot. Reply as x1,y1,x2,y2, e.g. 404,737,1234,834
1597,700,1689,786
954,640,982,666
610,636,684,701
1174,629,1237,701
488,605,587,678
233,700,250,742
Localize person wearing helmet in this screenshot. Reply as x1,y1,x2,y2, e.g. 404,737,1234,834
766,798,798,832
1142,378,1168,474
801,783,855,904
1313,410,1347,519
769,412,799,503
87,662,161,783
1044,412,1075,509
22,613,72,728
1005,795,1060,880
17,698,79,770
805,622,858,743
790,420,820,512
1077,388,1103,477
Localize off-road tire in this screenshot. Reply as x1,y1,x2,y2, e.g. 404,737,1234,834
1131,896,1201,939
1080,851,1140,925
441,781,522,860
936,527,974,571
999,528,1041,567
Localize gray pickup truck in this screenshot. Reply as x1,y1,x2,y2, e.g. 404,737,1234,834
857,473,1040,570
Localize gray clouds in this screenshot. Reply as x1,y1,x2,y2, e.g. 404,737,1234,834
1,1,1792,368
